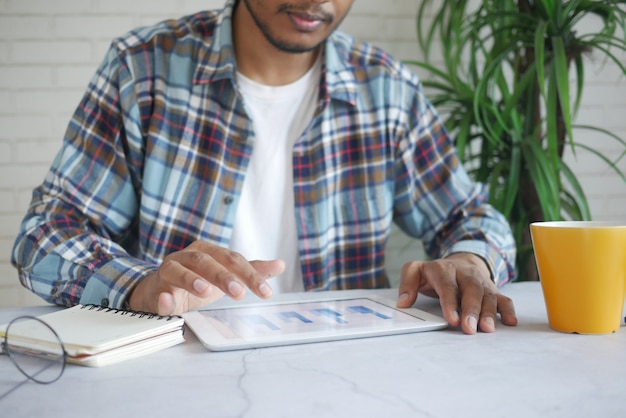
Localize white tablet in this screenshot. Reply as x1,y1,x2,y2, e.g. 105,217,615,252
182,295,448,351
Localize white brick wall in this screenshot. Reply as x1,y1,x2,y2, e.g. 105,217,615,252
0,0,624,307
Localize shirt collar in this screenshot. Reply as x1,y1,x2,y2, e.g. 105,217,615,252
323,32,359,106
193,0,238,84
193,0,358,105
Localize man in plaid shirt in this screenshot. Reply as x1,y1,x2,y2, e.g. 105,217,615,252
12,0,518,334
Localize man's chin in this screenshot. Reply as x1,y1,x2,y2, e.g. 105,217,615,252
267,37,325,54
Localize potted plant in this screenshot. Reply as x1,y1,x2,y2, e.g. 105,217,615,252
406,0,626,279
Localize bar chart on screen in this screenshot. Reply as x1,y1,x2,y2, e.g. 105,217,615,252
200,298,415,338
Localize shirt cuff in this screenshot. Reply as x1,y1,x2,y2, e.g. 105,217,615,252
79,257,158,308
443,240,510,286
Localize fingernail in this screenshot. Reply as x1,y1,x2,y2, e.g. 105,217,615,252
467,315,478,332
451,310,460,324
193,279,209,293
398,292,410,304
258,282,272,298
483,317,496,332
228,280,245,297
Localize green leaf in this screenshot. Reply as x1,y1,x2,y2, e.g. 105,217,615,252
545,63,562,171
551,36,575,151
535,20,549,100
572,55,585,116
559,160,591,220
572,142,626,183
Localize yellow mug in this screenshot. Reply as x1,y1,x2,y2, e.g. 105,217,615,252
530,221,626,334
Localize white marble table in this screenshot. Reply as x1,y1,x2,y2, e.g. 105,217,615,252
1,282,625,418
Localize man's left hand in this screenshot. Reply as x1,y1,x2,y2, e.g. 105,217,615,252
396,252,518,334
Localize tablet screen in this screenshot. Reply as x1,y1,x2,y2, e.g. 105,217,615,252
199,297,424,339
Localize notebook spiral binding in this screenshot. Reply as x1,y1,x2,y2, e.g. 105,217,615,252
79,304,182,321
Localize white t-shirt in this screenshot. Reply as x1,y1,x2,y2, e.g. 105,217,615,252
229,59,321,293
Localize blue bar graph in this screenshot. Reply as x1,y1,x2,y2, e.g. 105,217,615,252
278,311,313,324
347,305,392,320
312,308,347,324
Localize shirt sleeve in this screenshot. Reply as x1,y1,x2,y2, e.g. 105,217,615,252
393,78,517,286
11,43,157,308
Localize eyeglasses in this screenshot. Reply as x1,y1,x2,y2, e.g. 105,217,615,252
1,316,67,399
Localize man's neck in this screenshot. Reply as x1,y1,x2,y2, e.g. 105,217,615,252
232,1,321,86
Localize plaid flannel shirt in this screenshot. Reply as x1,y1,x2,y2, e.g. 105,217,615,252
12,1,516,309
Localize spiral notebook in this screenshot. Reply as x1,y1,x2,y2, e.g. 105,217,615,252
0,305,185,367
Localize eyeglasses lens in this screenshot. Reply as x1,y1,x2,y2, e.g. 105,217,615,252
5,316,65,384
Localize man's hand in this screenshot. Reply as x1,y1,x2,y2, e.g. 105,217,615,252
396,252,517,334
128,241,285,316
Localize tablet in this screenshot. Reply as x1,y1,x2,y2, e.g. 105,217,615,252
182,295,448,351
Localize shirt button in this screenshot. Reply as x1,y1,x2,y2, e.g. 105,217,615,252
101,298,110,307
223,196,234,205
